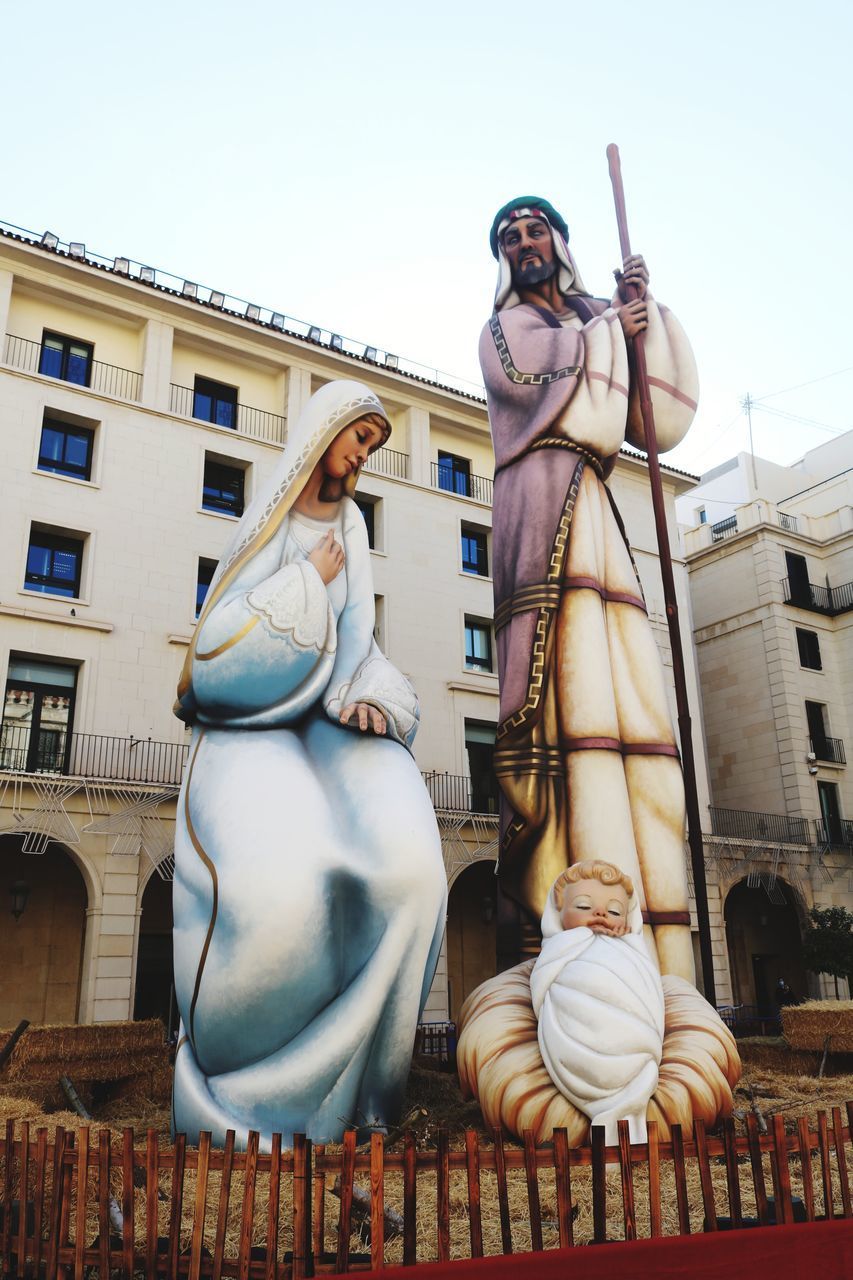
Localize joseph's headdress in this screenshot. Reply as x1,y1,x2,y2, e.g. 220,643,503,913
490,196,590,313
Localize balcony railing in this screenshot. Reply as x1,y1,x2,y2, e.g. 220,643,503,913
4,333,142,401
710,515,738,543
708,806,810,845
169,384,286,445
362,447,409,480
810,735,847,765
814,817,853,850
778,512,799,533
422,770,499,815
0,725,189,786
781,576,853,616
430,463,493,505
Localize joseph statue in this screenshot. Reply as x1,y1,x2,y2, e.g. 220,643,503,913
479,196,699,981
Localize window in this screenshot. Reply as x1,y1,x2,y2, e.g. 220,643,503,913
461,524,489,576
464,618,493,672
1,656,77,774
202,457,245,517
38,331,93,386
698,508,707,525
818,780,844,845
796,628,822,671
25,529,84,598
194,376,238,429
785,551,811,606
356,496,377,549
806,700,835,761
465,721,499,814
196,558,217,618
438,451,471,497
38,417,94,481
374,595,385,649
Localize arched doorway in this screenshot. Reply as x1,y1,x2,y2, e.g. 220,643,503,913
134,873,176,1034
724,878,807,1009
0,835,87,1024
446,860,497,1023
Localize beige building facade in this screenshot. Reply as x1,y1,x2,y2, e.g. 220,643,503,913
683,439,853,1009
0,224,712,1033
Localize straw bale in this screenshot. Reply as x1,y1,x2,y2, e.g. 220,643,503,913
0,1019,168,1083
782,1000,853,1052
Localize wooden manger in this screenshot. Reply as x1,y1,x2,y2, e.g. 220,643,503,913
2,1106,853,1277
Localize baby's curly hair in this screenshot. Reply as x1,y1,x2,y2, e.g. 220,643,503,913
552,859,635,910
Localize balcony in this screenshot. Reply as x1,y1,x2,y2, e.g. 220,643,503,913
430,462,493,505
4,333,142,401
363,446,409,480
781,576,853,616
422,771,499,816
814,818,853,850
810,735,846,766
710,515,738,543
707,806,810,845
0,725,189,786
169,384,286,445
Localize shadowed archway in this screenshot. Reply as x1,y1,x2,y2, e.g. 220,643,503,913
446,860,497,1023
723,877,807,1010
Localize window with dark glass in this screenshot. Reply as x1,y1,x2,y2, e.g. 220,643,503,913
1,656,77,774
438,450,471,497
818,780,844,845
806,700,830,758
25,530,83,598
196,558,217,618
465,721,499,813
796,628,822,670
38,418,94,481
462,525,489,576
464,619,493,672
356,497,376,549
193,376,238,429
38,331,93,386
202,458,245,517
785,551,811,606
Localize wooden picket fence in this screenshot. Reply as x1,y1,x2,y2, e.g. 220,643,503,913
2,1106,853,1278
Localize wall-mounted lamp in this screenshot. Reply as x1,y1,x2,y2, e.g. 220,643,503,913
139,266,155,285
113,257,130,275
364,346,378,362
245,303,261,321
182,280,198,299
308,326,322,342
10,880,30,921
209,291,225,309
330,334,343,352
385,353,399,370
809,765,819,776
271,313,285,330
69,242,86,260
40,231,59,250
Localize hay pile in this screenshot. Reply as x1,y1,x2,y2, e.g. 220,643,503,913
0,1020,171,1106
782,999,853,1052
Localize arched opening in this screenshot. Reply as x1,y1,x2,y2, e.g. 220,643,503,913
724,878,807,1010
133,873,176,1035
446,860,497,1023
0,835,87,1024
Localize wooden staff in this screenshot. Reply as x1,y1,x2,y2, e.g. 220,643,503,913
606,143,716,1006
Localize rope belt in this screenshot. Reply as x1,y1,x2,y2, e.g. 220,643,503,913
495,436,605,480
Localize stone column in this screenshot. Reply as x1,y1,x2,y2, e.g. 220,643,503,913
286,367,312,428
141,319,174,411
405,407,431,487
0,269,13,347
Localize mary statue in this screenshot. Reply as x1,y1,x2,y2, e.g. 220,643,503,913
171,379,447,1149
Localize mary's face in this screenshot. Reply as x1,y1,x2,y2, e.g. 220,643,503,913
322,417,386,480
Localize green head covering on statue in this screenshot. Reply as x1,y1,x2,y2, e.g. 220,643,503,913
489,196,570,259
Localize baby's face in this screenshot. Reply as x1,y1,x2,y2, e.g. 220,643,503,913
559,878,630,936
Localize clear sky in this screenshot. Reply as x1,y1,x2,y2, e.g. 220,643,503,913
4,0,851,478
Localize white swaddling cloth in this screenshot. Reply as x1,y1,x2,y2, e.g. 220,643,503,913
529,881,665,1144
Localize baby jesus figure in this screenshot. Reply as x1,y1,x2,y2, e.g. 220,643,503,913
529,860,665,1144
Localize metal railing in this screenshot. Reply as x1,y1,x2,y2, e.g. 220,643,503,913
814,817,853,849
430,463,493,505
778,512,799,533
421,770,500,815
708,806,810,845
4,333,142,400
810,735,847,765
362,446,409,480
170,384,286,445
710,514,738,542
781,576,853,616
0,725,189,785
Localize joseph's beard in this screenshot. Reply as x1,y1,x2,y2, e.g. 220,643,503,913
513,258,557,287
